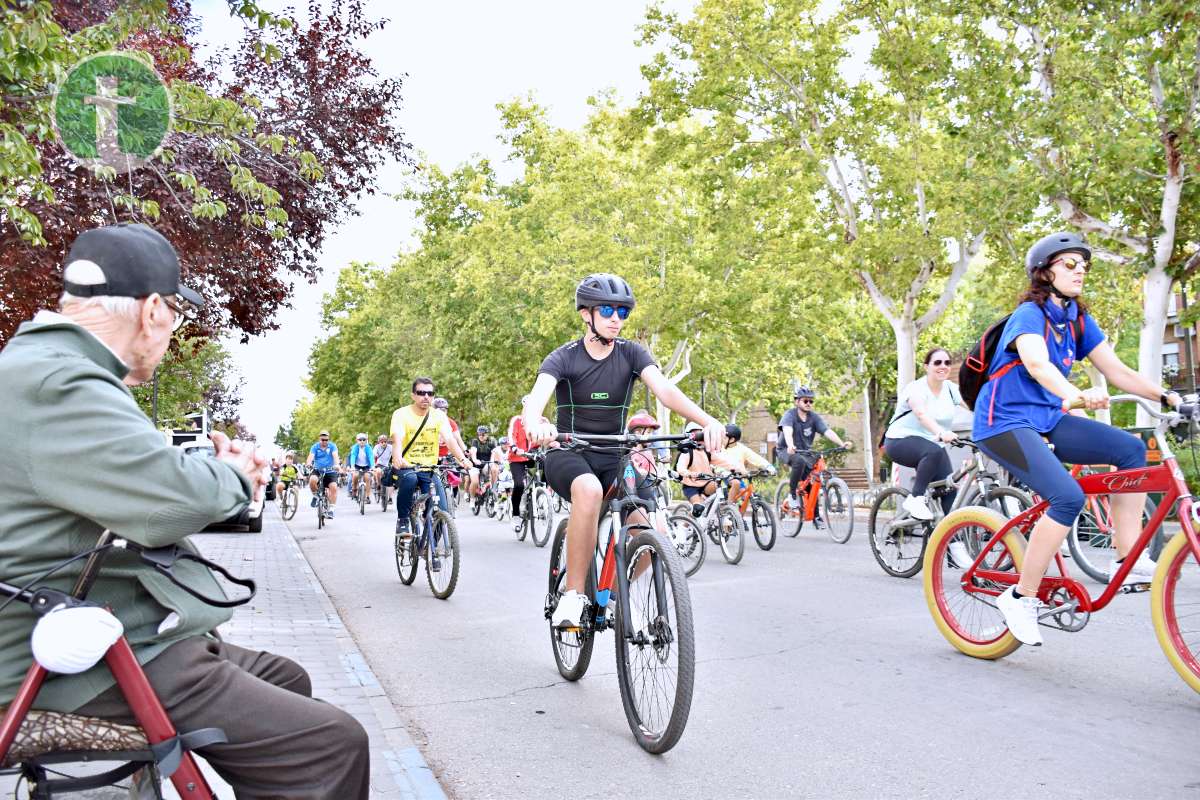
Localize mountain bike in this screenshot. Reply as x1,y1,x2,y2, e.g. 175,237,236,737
494,467,513,523
516,451,555,547
672,473,746,565
923,395,1200,694
545,431,697,753
354,468,371,515
728,468,778,550
279,478,300,521
375,466,392,513
868,439,1032,578
0,530,255,798
304,466,336,530
775,447,855,543
395,465,461,599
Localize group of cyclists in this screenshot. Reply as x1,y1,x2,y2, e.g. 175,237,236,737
287,230,1188,644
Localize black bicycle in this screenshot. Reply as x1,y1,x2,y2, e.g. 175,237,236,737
515,450,555,547
395,465,461,599
545,431,698,754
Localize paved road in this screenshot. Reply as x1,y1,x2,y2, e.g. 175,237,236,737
292,491,1200,800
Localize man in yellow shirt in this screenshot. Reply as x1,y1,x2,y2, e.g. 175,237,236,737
390,377,471,545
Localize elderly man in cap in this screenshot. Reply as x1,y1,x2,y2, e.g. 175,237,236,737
0,224,369,798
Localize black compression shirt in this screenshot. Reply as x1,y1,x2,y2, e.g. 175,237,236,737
471,437,495,462
538,337,658,435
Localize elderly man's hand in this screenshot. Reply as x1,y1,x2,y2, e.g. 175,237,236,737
212,432,268,500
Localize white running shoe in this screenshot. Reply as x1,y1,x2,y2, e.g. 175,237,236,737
1109,551,1157,584
512,518,523,534
551,590,587,630
996,586,1043,646
948,541,973,570
902,494,933,521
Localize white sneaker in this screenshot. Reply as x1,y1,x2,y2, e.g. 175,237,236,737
996,586,1043,646
512,518,523,534
1109,552,1157,584
551,590,587,630
902,494,933,521
948,541,973,570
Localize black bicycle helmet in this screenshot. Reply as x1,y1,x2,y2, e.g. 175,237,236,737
794,386,816,400
1026,232,1091,278
725,423,742,442
575,273,636,311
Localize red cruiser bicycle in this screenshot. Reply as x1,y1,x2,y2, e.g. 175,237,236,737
923,395,1200,693
0,530,253,797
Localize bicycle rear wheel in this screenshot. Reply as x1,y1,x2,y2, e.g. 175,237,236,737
548,519,595,681
614,530,695,754
667,513,705,577
531,487,553,548
716,504,744,565
823,477,854,543
426,511,460,599
1068,496,1157,582
395,529,418,585
1151,532,1200,693
923,507,1025,659
868,487,928,578
750,497,776,550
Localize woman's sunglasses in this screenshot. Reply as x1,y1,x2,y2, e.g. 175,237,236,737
595,304,631,320
930,359,951,366
1053,256,1091,273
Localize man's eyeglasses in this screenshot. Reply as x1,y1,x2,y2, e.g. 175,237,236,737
319,437,329,442
1053,256,1091,273
163,295,195,332
413,389,435,397
798,399,814,405
595,304,631,321
930,359,951,366
356,437,367,442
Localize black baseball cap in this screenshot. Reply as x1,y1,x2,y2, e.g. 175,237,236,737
62,223,204,307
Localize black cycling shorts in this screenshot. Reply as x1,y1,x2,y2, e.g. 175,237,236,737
314,471,337,489
544,448,657,510
352,465,371,473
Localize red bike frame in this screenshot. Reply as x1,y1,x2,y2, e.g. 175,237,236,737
962,457,1200,612
0,637,215,797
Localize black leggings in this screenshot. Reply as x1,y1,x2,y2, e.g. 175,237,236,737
511,460,528,516
883,436,955,513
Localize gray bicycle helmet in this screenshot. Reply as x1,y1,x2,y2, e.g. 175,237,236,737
575,273,636,310
1026,232,1091,278
793,386,816,400
433,397,449,410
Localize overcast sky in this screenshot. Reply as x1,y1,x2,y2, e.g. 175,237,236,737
192,0,692,449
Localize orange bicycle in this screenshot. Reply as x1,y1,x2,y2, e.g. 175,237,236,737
728,469,778,550
774,447,854,543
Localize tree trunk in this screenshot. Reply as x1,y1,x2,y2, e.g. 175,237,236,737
1137,268,1173,426
893,319,917,389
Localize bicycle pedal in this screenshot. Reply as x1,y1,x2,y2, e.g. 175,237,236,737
1120,582,1151,594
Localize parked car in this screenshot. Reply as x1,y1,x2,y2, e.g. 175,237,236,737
178,439,267,533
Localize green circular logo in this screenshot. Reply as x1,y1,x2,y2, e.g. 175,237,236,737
53,52,172,174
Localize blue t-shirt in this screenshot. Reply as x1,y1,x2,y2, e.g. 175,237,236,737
973,301,1105,440
310,442,338,470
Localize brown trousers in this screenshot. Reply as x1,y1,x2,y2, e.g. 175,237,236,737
75,637,369,800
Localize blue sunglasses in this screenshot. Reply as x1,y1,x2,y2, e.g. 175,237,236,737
595,304,631,320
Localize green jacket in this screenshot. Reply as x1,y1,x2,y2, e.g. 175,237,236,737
0,315,252,712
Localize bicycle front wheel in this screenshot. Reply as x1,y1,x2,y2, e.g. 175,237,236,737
823,477,854,543
667,513,706,577
531,487,553,548
774,482,802,538
548,519,595,681
923,507,1025,660
750,497,776,551
358,484,367,515
1151,532,1200,694
716,504,745,565
283,488,298,521
868,487,927,578
426,511,460,599
615,530,696,754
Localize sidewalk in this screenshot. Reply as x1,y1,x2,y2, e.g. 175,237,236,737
192,505,447,800
1,506,447,800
